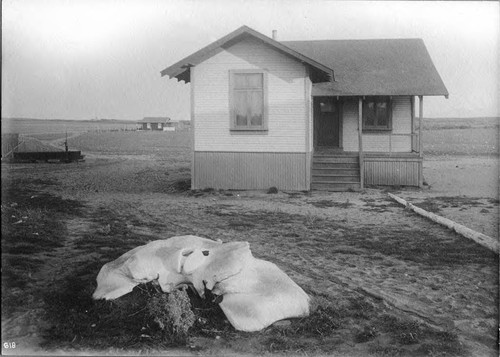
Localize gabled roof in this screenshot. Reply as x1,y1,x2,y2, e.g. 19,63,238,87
161,26,448,97
139,117,170,123
160,25,334,83
284,39,448,97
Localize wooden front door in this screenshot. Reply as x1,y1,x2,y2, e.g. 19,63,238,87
314,97,341,148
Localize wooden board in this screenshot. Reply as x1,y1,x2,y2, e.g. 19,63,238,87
388,193,498,253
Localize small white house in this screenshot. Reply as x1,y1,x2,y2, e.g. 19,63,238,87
161,26,448,191
137,117,171,131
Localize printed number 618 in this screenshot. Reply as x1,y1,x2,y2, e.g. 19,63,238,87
3,342,16,349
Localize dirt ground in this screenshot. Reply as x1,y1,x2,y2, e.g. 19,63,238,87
1,130,499,356
407,155,498,239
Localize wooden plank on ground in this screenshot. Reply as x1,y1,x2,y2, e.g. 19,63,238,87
388,193,498,254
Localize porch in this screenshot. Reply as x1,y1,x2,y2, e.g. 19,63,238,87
312,151,423,191
311,96,425,191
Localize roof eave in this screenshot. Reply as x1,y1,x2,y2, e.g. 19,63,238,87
160,25,334,83
311,88,449,97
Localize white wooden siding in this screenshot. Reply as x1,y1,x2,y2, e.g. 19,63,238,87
342,99,359,151
306,76,313,152
342,96,413,152
193,38,308,152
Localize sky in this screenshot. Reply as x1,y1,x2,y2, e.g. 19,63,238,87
2,0,499,121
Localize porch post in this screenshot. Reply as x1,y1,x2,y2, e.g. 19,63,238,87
358,97,364,189
191,67,196,190
411,96,415,152
418,95,423,158
418,95,424,187
304,71,312,190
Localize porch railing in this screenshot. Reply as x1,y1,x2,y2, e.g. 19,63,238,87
387,132,421,154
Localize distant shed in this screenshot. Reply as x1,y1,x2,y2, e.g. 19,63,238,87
137,117,171,131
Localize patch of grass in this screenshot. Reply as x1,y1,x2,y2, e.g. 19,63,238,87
42,275,234,352
227,220,256,230
292,303,342,337
42,278,157,350
264,334,318,354
360,204,398,213
378,314,423,345
416,342,467,357
1,182,84,320
354,324,379,343
206,204,497,267
1,254,45,291
259,295,379,353
308,199,353,208
71,207,154,261
2,178,83,215
375,314,466,355
286,191,308,198
415,196,487,214
382,185,403,193
147,289,196,343
206,207,318,231
360,197,401,212
416,200,443,213
165,178,191,193
342,226,498,266
368,344,405,356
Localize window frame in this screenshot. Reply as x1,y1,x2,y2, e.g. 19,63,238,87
362,96,393,132
229,69,268,132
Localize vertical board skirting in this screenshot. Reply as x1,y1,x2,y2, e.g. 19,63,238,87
364,157,422,186
194,151,309,190
305,151,312,189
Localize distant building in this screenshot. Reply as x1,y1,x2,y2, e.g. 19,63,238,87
137,117,171,131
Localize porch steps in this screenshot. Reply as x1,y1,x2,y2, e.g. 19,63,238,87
311,154,361,191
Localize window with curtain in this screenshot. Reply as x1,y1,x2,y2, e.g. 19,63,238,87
362,97,392,131
230,71,267,131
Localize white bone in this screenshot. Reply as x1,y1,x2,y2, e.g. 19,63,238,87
92,235,221,300
92,236,310,332
214,258,310,332
181,248,208,274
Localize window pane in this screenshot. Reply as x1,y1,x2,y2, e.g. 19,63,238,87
248,91,263,126
365,112,376,126
376,102,388,127
234,73,262,89
232,72,265,128
234,91,248,126
365,102,376,126
234,74,247,89
363,98,390,129
236,114,247,126
245,73,262,88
